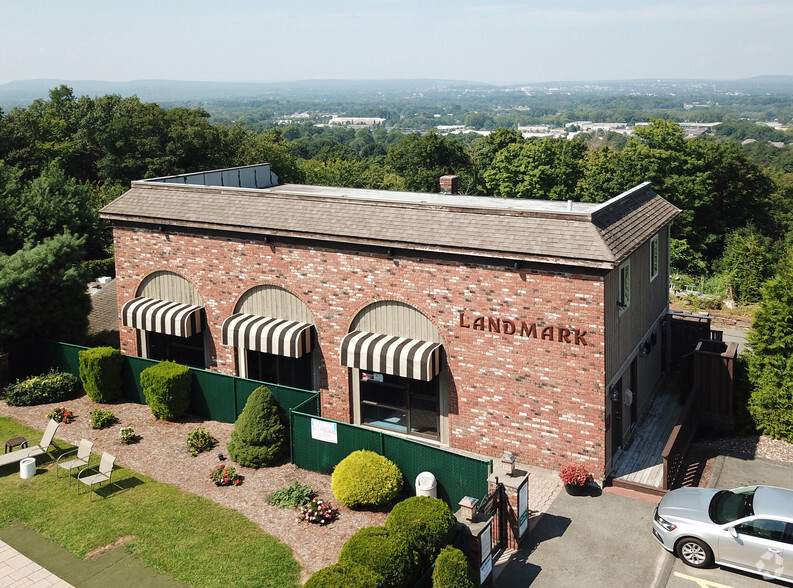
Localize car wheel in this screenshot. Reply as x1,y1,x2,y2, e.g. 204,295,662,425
676,537,714,568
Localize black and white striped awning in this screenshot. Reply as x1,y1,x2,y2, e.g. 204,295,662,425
221,313,313,358
339,331,442,381
121,297,203,338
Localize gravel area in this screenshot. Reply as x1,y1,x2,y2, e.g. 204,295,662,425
0,396,387,582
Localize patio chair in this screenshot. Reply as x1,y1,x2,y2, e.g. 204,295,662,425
77,452,116,501
0,419,60,470
56,438,94,485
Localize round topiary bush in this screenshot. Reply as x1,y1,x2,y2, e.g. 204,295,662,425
331,450,403,509
432,545,476,588
140,360,191,420
385,495,456,570
227,385,286,467
304,561,383,588
79,346,122,402
339,526,414,588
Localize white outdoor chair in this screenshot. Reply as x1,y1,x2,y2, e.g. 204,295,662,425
56,439,93,485
0,419,60,470
77,452,116,501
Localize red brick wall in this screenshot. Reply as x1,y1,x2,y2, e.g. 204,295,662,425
114,227,607,474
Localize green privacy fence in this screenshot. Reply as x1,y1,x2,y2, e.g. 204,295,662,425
11,339,316,424
8,338,492,508
291,409,492,507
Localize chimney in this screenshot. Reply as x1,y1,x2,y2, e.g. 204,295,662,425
439,175,459,195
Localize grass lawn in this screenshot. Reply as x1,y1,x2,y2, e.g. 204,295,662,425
0,417,300,588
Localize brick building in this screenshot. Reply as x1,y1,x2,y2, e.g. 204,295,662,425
100,164,679,475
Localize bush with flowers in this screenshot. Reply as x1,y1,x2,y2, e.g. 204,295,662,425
210,463,241,486
297,497,339,525
119,426,137,444
558,463,593,486
46,407,74,423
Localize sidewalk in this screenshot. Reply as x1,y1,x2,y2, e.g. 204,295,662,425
0,539,72,588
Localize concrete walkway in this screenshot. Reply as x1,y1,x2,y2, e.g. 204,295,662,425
0,540,72,588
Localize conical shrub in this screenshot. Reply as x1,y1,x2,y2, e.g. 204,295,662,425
227,385,286,467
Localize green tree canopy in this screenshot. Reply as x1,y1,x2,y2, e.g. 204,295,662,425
386,131,471,193
0,232,90,347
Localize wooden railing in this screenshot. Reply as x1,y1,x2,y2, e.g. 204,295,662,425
661,385,699,490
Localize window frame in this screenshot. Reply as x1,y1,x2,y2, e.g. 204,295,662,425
650,234,659,282
618,260,631,312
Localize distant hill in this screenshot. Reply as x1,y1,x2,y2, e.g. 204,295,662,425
2,76,793,110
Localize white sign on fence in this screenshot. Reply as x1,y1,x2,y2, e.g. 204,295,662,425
310,418,338,444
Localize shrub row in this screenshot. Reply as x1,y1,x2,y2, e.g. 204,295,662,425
3,369,81,406
306,494,462,588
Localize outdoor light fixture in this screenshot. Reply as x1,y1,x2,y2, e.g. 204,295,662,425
501,452,516,476
459,496,478,521
609,385,620,402
513,261,520,270
387,249,394,258
217,453,226,461
263,235,269,243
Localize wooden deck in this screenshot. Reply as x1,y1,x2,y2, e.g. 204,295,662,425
609,380,683,490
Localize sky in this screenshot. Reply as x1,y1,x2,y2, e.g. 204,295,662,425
2,0,792,86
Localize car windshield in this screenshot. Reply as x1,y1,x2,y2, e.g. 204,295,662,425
709,486,757,524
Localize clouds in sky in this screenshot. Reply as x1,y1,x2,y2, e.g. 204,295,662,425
2,0,791,84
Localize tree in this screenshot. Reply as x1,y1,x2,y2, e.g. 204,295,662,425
0,232,90,348
483,137,587,200
227,385,287,467
718,227,774,304
6,163,105,257
746,247,793,441
385,132,471,193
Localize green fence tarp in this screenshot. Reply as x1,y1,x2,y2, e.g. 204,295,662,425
291,412,491,507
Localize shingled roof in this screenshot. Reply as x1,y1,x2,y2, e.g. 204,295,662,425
100,175,679,270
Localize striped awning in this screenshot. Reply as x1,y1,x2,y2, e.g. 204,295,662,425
339,331,442,381
221,313,313,358
121,297,203,338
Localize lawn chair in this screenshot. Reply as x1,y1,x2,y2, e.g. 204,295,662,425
0,419,60,470
56,438,93,485
77,452,116,501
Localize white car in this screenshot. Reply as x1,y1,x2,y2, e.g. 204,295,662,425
653,485,793,584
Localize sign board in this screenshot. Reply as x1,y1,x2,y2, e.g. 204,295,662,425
361,372,383,382
479,521,492,562
310,419,338,444
518,476,529,536
479,554,492,584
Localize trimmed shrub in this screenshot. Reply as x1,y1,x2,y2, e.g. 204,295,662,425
4,369,81,406
339,526,414,588
331,450,403,509
305,561,383,588
227,385,286,467
89,408,118,429
79,346,122,402
385,496,456,570
140,361,191,420
186,426,217,457
432,546,476,588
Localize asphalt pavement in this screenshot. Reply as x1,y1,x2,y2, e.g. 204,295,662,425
495,454,792,587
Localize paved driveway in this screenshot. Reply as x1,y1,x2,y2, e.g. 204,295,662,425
495,454,792,587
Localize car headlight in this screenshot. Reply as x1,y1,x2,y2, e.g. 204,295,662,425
654,509,677,532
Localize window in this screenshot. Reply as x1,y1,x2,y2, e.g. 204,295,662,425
650,234,659,281
147,329,206,369
246,349,313,389
359,372,439,439
735,519,787,543
618,260,631,311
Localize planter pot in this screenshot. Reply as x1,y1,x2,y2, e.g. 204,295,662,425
564,482,587,496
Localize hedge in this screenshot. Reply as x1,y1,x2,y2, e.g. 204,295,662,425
79,346,122,402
